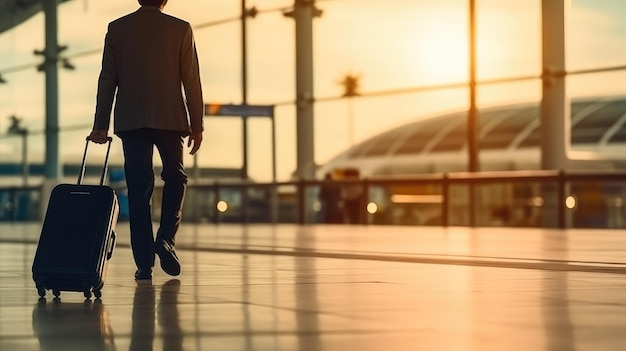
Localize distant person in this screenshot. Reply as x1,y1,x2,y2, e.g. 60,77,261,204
340,169,363,224
88,0,204,280
318,173,344,223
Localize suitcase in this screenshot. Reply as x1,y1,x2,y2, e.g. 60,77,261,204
32,137,119,300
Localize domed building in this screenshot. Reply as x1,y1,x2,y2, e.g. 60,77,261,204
318,96,626,178
316,96,626,228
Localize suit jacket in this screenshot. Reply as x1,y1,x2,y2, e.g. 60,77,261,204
93,6,203,135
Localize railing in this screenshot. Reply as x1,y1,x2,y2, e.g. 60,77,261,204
3,170,626,229
0,185,41,222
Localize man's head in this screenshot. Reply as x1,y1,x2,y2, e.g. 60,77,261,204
139,0,168,9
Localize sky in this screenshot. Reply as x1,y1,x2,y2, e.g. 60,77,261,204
0,0,625,182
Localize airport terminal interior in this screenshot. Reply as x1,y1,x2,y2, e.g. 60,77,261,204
2,0,626,350
2,222,626,350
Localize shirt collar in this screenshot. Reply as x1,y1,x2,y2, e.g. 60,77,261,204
138,6,162,13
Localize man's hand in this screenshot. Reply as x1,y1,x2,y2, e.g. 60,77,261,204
88,129,109,144
188,132,203,155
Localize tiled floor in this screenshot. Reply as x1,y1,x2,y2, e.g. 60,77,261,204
1,223,626,350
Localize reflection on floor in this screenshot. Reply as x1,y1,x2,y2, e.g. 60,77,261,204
2,223,626,350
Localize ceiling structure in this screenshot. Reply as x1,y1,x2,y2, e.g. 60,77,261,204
0,0,70,34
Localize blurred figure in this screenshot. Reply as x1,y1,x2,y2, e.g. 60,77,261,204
340,168,363,224
318,172,344,223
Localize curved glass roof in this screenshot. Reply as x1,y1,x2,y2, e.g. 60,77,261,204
343,96,626,160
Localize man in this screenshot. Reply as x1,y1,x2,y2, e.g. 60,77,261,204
89,0,204,280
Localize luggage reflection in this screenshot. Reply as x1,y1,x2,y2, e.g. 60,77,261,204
32,299,116,351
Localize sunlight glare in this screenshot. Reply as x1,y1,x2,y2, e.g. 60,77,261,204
409,12,468,83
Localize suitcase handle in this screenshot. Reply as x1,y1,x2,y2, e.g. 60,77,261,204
79,136,113,185
107,230,116,260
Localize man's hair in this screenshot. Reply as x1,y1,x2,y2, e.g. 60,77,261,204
139,0,167,7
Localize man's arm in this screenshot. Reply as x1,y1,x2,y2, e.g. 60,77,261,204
91,25,117,142
180,24,204,155
180,24,204,135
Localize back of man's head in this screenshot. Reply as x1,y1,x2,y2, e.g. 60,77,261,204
139,0,168,8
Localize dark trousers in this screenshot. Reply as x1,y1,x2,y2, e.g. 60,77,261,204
118,128,188,270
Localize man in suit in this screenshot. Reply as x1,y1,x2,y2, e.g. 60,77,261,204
89,0,203,280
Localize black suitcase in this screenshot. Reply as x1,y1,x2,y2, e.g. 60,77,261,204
32,137,119,299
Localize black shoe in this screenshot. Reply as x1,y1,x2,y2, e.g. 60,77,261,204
135,268,152,280
155,238,181,276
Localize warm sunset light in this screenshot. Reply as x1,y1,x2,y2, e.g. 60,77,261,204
411,14,469,83
0,0,625,184
2,3,626,349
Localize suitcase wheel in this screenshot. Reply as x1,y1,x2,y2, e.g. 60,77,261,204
84,290,92,299
52,289,60,298
37,287,46,298
94,290,102,299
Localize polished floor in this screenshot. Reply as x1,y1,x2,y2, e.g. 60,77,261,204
1,223,626,350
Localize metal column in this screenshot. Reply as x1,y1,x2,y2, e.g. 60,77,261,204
468,0,478,173
42,0,61,180
541,0,569,170
291,0,317,180
241,0,250,180
467,0,479,226
541,0,569,228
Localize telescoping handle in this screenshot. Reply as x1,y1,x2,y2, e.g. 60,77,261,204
78,136,113,186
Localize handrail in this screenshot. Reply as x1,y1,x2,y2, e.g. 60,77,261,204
2,170,626,227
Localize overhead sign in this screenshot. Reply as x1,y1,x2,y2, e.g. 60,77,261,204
204,103,274,117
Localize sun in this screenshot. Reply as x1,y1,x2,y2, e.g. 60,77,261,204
407,10,469,84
